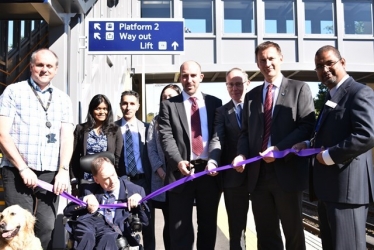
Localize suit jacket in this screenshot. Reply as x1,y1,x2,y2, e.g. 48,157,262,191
70,123,124,181
64,176,149,233
158,93,222,192
209,100,247,188
313,77,374,204
237,77,315,193
115,118,151,193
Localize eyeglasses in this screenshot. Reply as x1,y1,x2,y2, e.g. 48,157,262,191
226,82,245,89
314,60,340,71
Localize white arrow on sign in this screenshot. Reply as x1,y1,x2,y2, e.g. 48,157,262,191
94,33,101,40
172,41,179,50
94,23,101,30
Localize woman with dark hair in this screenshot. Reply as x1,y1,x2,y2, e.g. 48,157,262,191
70,94,123,194
146,84,181,250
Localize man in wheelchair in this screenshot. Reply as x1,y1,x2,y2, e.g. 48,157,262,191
64,156,149,250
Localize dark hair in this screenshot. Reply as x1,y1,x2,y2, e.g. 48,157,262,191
159,84,181,103
315,45,342,59
30,48,59,66
91,157,113,176
120,90,140,103
255,41,282,58
83,94,118,134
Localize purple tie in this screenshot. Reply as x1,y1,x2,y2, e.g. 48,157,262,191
190,97,203,156
262,84,273,151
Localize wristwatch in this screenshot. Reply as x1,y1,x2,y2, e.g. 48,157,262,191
59,165,69,171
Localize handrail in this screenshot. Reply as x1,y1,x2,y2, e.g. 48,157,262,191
0,32,49,76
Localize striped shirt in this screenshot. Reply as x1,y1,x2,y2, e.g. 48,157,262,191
0,78,74,171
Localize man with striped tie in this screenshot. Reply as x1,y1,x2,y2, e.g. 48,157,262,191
115,90,155,250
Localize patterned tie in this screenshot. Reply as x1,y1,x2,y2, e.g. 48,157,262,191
236,104,242,128
125,124,137,176
104,193,115,224
261,84,274,151
190,97,203,156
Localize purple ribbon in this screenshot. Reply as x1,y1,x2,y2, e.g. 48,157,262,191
36,180,127,208
37,148,321,208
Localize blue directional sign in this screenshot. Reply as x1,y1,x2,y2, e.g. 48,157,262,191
86,18,185,55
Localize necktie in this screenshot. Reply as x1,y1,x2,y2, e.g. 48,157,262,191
104,193,115,224
261,84,273,151
315,91,331,132
125,124,137,176
103,193,122,234
190,97,203,156
236,104,242,127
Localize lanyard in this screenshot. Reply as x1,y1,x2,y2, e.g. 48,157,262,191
29,83,53,128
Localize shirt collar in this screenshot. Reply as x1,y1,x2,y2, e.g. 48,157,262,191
232,99,242,108
264,74,283,89
182,90,204,101
29,77,53,93
329,74,349,98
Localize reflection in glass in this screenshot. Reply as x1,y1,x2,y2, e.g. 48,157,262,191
264,0,295,34
183,0,213,33
343,0,372,35
224,0,254,33
8,21,14,52
141,0,172,18
304,0,334,35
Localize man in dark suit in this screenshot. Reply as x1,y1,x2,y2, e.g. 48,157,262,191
115,90,155,250
208,67,250,250
293,45,374,250
158,60,222,250
233,41,315,250
64,156,149,250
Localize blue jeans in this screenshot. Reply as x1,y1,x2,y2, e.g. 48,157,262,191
2,166,59,250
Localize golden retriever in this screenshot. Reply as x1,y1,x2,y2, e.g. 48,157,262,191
0,205,42,250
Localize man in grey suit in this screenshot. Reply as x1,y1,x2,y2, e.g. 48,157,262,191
208,68,250,250
233,41,315,250
115,90,155,250
293,45,374,250
158,61,222,250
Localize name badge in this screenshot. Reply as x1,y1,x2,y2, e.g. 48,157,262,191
325,100,337,108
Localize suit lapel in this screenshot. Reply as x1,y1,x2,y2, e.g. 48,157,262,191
174,95,189,137
204,94,215,136
319,78,350,129
137,119,145,155
226,101,241,131
272,78,288,122
114,179,127,225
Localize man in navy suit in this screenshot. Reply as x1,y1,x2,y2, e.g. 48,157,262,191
64,156,149,250
233,41,315,249
293,45,374,250
115,90,155,250
208,68,250,250
158,60,222,250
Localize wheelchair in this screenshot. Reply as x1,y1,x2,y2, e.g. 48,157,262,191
64,211,144,250
64,152,145,250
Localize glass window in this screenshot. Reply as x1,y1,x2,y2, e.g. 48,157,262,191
141,0,172,17
21,21,25,41
264,0,295,34
8,21,14,52
304,0,334,35
223,0,254,33
343,0,372,35
183,0,213,33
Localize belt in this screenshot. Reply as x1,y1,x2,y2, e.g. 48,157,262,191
190,159,208,165
128,173,145,181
